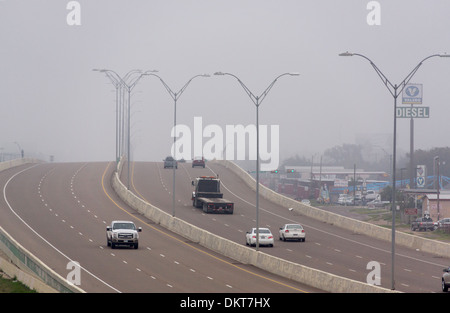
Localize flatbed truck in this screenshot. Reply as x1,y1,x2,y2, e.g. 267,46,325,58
191,176,234,214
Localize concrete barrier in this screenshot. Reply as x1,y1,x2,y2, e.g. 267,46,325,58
0,157,43,172
214,159,450,258
112,159,395,293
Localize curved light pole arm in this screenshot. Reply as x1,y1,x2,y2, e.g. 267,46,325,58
342,53,444,98
144,73,209,100
397,54,442,94
214,72,299,106
258,73,299,105
173,74,210,100
214,72,257,105
351,53,397,97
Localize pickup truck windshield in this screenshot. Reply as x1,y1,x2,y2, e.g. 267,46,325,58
113,223,136,230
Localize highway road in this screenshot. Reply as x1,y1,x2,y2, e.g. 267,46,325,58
126,160,450,293
0,162,321,293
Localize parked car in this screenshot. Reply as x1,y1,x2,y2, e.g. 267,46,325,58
367,199,388,208
279,224,306,242
192,156,205,168
163,156,177,168
365,190,379,201
245,228,274,247
434,218,450,229
442,267,450,292
344,196,354,205
338,194,350,205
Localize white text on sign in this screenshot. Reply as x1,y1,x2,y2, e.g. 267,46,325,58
396,106,430,118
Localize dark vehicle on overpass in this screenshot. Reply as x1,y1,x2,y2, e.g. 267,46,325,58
163,156,177,169
192,156,205,168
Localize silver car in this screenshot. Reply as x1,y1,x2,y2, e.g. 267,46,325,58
435,218,450,230
163,156,177,169
443,267,450,292
279,224,306,242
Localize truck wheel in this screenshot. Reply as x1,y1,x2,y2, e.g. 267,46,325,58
443,279,449,292
111,242,115,249
134,243,139,249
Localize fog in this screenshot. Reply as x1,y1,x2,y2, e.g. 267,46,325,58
1,0,449,167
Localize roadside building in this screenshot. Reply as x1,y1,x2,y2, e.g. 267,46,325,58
422,193,450,221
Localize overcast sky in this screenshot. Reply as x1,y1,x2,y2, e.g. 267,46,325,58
1,0,449,166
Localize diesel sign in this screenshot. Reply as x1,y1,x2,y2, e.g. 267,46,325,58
396,106,430,118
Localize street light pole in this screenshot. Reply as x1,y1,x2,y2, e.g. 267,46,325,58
213,71,300,250
339,52,449,290
145,73,210,217
93,69,157,188
435,156,440,221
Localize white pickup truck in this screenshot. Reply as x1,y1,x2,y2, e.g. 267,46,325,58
106,220,142,249
365,190,379,201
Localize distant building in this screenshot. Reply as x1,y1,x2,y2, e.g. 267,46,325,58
259,165,388,201
422,193,450,221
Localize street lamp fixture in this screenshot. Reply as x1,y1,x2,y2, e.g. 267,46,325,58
93,68,158,189
214,71,299,250
339,51,449,290
145,73,210,217
338,52,354,57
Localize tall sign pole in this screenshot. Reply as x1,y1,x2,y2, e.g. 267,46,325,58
402,83,423,189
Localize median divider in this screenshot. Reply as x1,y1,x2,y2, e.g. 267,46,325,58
112,159,395,293
214,159,450,258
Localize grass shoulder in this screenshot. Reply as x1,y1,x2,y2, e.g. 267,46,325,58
0,272,36,293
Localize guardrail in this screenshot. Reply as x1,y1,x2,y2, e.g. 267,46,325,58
112,158,395,293
0,159,84,293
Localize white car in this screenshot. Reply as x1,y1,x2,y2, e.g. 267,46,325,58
337,194,350,205
365,190,379,201
443,267,450,292
245,228,274,247
279,224,306,242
